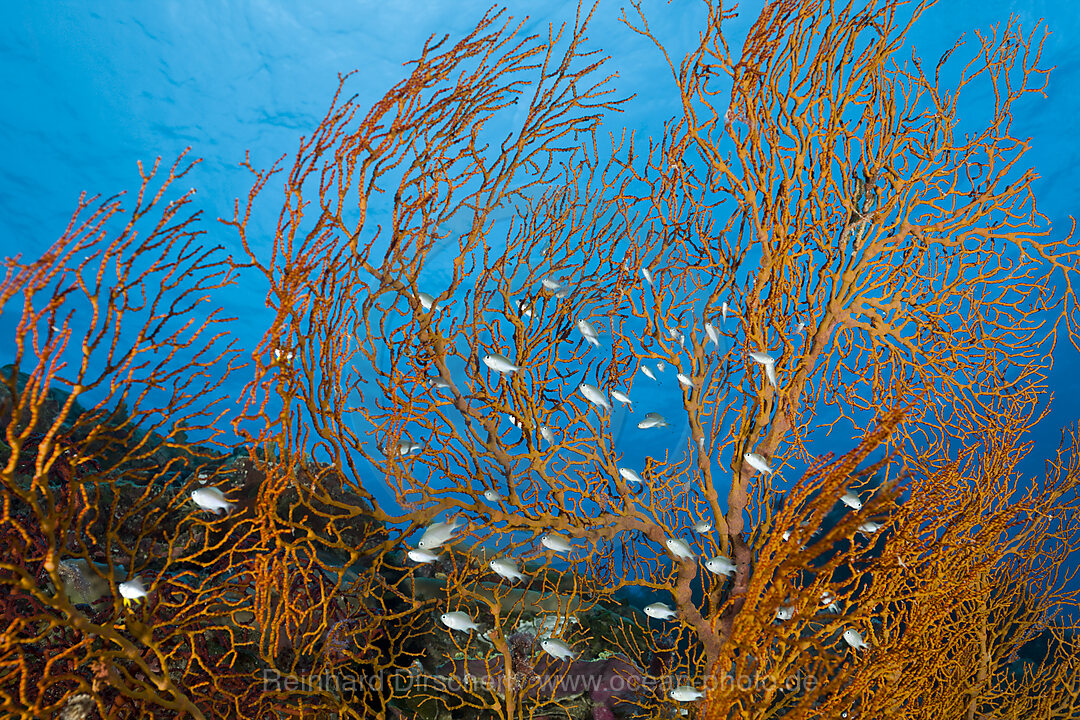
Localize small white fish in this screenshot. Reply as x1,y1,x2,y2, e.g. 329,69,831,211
821,590,839,613
541,533,573,553
396,439,423,455
665,538,695,561
705,322,720,347
796,321,806,333
489,557,525,583
776,605,794,621
118,576,148,605
540,637,576,660
576,319,600,347
507,414,524,431
640,365,658,383
638,412,669,429
694,521,712,534
670,686,705,702
840,490,863,510
842,628,868,650
542,277,563,291
743,452,773,475
705,555,736,577
618,467,643,485
611,389,632,409
417,519,464,550
554,286,571,299
483,353,520,374
765,363,777,388
191,487,234,515
483,489,505,502
428,375,451,389
656,361,666,373
641,267,653,285
515,297,533,318
416,291,439,311
408,548,441,564
440,611,481,632
578,383,612,411
540,425,555,443
722,301,730,322
644,602,678,620
750,351,775,365
676,373,693,389
858,520,881,534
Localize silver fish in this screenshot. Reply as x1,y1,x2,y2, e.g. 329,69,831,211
576,319,600,347
705,555,736,577
408,548,441,563
705,322,720,347
540,425,555,443
617,467,643,485
638,412,669,429
578,383,611,411
541,533,573,553
610,389,632,409
665,538,695,561
641,267,653,285
676,373,693,389
842,628,868,650
515,297,533,318
541,277,562,291
670,686,704,702
440,611,480,632
750,351,775,365
694,521,712,534
858,520,881,534
483,353,520,374
489,557,525,583
656,361,665,373
118,576,148,604
765,363,777,388
841,490,863,510
428,374,451,389
416,291,440,311
644,602,678,620
540,637,576,660
396,439,423,455
776,605,795,621
555,285,571,299
191,487,233,515
640,365,658,383
743,452,773,475
483,489,505,502
721,301,729,322
417,519,464,550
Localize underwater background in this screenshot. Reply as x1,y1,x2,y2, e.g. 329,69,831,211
2,2,1080,718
